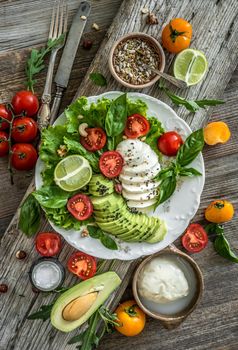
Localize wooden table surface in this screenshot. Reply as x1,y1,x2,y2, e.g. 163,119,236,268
1,1,238,349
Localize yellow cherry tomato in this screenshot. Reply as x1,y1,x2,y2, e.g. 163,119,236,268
205,200,234,223
115,300,146,337
204,121,231,145
162,18,192,54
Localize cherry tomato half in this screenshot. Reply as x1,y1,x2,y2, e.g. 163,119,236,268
99,151,123,178
67,251,97,280
12,90,39,117
35,232,62,257
157,131,183,156
0,131,9,157
80,127,107,152
11,143,37,170
11,117,38,143
0,104,12,131
181,223,208,253
124,114,150,139
67,194,93,221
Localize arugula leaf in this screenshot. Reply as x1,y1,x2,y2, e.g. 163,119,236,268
67,333,84,345
144,117,164,156
90,72,107,86
64,137,100,172
32,186,70,208
176,129,204,167
155,175,177,206
105,93,127,137
178,167,202,177
27,304,54,322
19,194,41,237
88,226,118,250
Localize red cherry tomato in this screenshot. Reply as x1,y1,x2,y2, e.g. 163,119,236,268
99,151,123,178
0,131,9,157
11,117,38,143
67,251,97,280
67,194,93,221
35,232,62,257
0,104,12,131
124,114,150,139
11,143,37,170
181,223,208,253
157,131,183,156
80,127,107,152
12,90,39,117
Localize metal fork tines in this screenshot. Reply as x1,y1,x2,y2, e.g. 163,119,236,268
37,0,68,131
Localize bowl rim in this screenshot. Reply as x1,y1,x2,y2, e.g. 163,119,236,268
108,32,166,89
132,246,204,322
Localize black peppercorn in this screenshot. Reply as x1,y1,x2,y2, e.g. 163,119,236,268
0,284,8,293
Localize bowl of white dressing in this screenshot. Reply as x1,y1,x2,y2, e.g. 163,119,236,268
132,246,203,329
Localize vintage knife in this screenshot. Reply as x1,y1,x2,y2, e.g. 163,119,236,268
49,1,91,124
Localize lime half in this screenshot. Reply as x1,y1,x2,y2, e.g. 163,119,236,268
173,49,208,86
54,155,92,192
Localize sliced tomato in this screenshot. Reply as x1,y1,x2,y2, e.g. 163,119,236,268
99,151,123,178
67,194,93,221
35,232,62,257
158,131,183,156
124,114,150,139
67,251,97,280
182,223,208,253
80,127,106,151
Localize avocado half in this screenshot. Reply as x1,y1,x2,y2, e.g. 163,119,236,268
51,271,121,332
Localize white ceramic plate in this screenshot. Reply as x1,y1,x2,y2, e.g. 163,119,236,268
35,92,205,260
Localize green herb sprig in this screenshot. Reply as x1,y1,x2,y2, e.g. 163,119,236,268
206,223,238,263
26,35,65,92
154,129,204,207
89,73,107,87
88,226,118,251
159,80,225,112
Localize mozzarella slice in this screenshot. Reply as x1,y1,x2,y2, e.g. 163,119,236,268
122,188,159,201
122,162,161,178
122,181,158,193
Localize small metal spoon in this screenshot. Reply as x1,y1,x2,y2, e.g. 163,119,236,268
147,65,188,89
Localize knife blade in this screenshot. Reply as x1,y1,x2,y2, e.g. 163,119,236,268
50,1,91,124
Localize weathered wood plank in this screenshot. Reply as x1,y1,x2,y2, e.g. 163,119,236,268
1,0,238,349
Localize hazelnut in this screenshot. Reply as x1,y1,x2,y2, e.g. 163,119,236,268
16,250,27,260
0,284,8,293
81,229,89,237
82,39,93,50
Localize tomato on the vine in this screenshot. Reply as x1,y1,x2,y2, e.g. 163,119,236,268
12,90,39,117
0,131,9,157
181,223,208,253
157,131,183,156
124,114,150,139
0,104,12,131
11,143,37,170
11,117,38,143
67,251,97,280
67,194,93,221
35,232,62,257
80,127,107,151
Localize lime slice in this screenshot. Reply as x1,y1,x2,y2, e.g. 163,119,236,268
173,49,208,86
54,155,92,192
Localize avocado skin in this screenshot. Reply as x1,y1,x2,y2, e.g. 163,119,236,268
91,194,167,244
50,271,121,333
88,174,114,197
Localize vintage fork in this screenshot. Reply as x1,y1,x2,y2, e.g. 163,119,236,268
37,0,68,131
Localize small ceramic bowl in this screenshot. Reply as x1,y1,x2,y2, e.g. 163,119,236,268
108,32,165,89
132,246,204,329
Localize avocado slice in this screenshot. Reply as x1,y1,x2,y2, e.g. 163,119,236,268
50,272,121,333
88,175,114,197
146,220,167,243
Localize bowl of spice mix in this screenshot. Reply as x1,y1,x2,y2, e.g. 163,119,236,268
109,32,165,89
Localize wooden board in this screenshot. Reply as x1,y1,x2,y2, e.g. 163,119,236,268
1,0,238,349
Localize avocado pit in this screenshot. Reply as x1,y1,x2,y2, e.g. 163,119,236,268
63,292,98,321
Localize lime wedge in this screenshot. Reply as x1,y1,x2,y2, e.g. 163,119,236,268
54,155,92,192
173,49,208,86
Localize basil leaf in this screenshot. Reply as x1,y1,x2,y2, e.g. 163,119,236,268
105,93,127,137
100,233,118,250
179,167,202,177
27,304,54,321
33,186,70,208
205,223,224,235
214,232,238,263
155,175,177,206
154,166,174,181
176,129,204,167
89,72,107,87
88,226,101,239
19,194,41,237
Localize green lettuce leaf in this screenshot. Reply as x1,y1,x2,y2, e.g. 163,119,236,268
145,117,164,156
127,98,148,116
32,186,71,208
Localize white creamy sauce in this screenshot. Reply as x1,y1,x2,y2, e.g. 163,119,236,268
138,254,197,316
32,261,62,291
116,139,160,210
